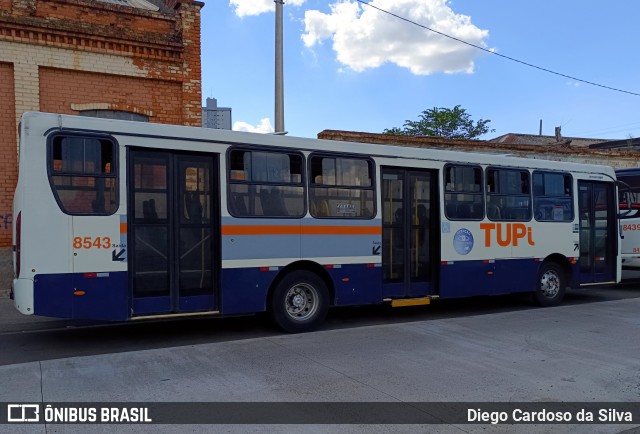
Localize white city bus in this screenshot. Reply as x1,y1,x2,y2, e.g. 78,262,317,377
615,168,640,274
11,112,621,332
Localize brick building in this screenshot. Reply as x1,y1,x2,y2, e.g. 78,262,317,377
317,130,640,168
0,0,204,254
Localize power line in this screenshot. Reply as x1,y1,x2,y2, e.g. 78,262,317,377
575,120,640,136
355,0,640,97
577,126,640,138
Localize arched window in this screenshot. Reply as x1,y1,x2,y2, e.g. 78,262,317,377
79,110,149,122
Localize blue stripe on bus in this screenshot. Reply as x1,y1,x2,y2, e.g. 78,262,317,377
32,258,575,320
219,263,383,315
34,272,128,320
439,258,540,298
327,263,382,306
220,267,272,314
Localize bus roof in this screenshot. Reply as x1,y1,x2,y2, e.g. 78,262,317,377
22,111,616,177
615,167,640,175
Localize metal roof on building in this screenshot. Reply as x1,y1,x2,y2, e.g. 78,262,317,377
489,133,610,148
97,0,159,11
589,137,640,150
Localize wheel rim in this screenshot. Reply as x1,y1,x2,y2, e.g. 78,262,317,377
284,282,319,322
540,270,560,298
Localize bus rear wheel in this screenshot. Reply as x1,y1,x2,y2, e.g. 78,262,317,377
269,270,329,333
534,262,566,306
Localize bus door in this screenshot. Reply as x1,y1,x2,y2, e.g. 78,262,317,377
381,167,439,298
577,180,616,284
128,149,219,316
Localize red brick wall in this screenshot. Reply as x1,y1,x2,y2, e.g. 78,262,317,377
0,0,203,248
35,0,176,38
0,62,16,247
178,1,202,126
39,67,184,124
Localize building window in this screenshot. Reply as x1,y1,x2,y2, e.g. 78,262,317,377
227,148,305,218
533,171,573,222
309,154,375,219
48,135,118,215
79,110,149,122
444,165,484,220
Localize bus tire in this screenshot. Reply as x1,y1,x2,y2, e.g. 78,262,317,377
269,270,329,333
534,262,566,306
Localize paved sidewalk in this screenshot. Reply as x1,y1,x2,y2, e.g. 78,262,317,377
0,290,80,334
0,247,11,298
1,298,640,433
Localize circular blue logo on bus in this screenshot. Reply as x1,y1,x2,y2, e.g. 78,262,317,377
453,228,474,255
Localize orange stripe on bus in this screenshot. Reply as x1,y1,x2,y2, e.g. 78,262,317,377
222,225,299,236
221,225,381,236
303,226,381,235
120,223,127,234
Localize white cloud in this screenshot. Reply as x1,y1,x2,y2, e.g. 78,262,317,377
230,0,306,17
302,0,490,75
233,118,275,134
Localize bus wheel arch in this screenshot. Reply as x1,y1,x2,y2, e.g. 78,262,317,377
534,256,569,306
267,261,334,333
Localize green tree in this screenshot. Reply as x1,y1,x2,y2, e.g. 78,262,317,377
383,105,494,139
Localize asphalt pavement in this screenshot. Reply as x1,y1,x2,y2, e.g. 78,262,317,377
1,289,640,433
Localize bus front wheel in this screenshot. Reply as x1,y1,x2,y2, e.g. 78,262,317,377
534,262,566,306
269,270,329,333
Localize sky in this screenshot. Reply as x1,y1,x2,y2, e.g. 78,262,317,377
201,0,640,141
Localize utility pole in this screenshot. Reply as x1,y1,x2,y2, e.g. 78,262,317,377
274,0,286,135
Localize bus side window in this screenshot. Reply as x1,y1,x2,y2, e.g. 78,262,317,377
227,148,305,218
445,202,458,218
48,135,118,215
457,204,472,219
309,154,375,219
443,165,484,220
487,202,501,220
533,171,573,222
486,168,531,221
260,188,287,216
229,192,248,216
